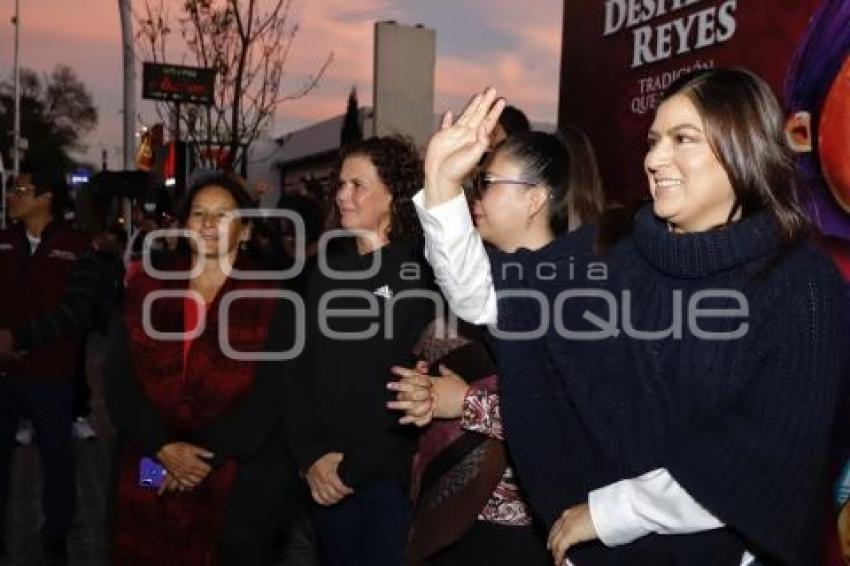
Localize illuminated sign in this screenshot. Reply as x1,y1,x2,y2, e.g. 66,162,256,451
142,63,215,105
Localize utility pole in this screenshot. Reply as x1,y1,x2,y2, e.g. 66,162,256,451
12,0,21,176
118,0,135,236
0,149,6,230
4,0,21,230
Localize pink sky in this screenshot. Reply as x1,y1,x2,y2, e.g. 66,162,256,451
0,0,563,167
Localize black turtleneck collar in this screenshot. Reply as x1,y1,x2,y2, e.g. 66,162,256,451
632,204,779,279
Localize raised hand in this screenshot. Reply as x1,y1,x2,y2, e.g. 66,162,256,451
423,88,505,207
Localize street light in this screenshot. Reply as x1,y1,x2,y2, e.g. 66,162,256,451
0,148,6,230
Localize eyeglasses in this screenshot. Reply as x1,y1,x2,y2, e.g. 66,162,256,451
8,185,35,198
470,174,539,200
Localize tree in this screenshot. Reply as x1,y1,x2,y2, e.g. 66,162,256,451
340,86,363,147
136,0,333,172
0,65,98,172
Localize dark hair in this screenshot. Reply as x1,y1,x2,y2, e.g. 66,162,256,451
16,168,70,218
557,125,605,227
498,105,531,136
279,193,327,244
176,172,256,224
662,68,809,244
496,131,572,235
337,136,424,242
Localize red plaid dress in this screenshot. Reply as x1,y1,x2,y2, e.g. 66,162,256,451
112,259,277,565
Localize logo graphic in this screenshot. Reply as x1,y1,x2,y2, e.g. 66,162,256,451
373,285,394,299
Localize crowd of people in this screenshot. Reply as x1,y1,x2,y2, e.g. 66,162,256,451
0,66,848,566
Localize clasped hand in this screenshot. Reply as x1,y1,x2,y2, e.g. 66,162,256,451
155,442,214,495
387,361,470,427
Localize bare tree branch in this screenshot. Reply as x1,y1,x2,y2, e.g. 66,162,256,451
134,0,331,172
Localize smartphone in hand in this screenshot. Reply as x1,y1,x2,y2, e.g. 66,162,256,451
139,457,167,489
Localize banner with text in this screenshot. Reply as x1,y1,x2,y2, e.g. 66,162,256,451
559,0,849,275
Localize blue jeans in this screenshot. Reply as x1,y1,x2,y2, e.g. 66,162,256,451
0,377,76,539
311,480,410,566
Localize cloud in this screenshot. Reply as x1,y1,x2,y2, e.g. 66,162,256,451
427,1,562,124
0,0,563,165
0,0,126,164
279,0,563,131
268,0,392,131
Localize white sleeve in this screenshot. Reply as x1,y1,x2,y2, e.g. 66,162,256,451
587,468,724,546
413,190,497,326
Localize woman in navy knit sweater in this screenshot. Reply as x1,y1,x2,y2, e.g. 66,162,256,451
398,69,844,564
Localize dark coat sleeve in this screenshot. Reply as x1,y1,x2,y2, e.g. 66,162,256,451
255,292,328,474
12,247,99,350
103,315,172,457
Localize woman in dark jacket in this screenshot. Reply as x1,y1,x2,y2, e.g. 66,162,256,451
105,174,303,565
277,136,437,566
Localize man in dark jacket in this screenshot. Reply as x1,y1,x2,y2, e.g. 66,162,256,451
0,170,98,564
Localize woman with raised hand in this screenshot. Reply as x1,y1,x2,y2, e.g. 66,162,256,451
390,121,578,565
396,70,844,564
105,174,304,565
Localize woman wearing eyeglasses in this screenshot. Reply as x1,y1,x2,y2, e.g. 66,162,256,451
389,130,575,566
394,70,843,565
468,131,574,254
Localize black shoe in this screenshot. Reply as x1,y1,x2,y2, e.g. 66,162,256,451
40,531,68,565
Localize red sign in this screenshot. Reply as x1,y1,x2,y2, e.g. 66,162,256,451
143,63,216,105
199,146,232,170
560,0,821,201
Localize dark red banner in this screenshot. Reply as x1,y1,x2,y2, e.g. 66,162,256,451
559,0,850,277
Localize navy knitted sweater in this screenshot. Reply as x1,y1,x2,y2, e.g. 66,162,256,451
491,205,844,565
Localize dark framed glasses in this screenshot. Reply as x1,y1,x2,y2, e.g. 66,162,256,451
470,174,539,200
8,185,36,198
